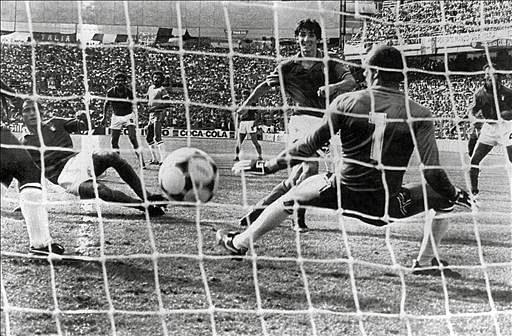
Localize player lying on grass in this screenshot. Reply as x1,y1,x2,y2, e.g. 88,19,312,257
19,100,167,216
1,80,64,255
219,46,472,278
468,64,512,197
237,18,357,232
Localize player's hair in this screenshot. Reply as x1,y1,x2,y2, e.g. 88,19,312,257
294,19,322,40
21,99,39,112
242,89,251,96
366,45,404,83
152,70,164,79
114,72,127,80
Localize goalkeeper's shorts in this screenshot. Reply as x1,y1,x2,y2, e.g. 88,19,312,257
301,174,453,227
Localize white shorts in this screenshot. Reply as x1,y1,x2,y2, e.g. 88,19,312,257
478,121,512,147
287,115,324,145
111,113,136,130
239,120,256,134
57,151,95,196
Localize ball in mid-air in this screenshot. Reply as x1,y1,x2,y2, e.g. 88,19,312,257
159,147,218,202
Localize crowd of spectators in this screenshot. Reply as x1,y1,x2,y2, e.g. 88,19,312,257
349,0,512,45
1,41,511,140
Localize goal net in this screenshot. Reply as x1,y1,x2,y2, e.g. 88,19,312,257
1,1,511,335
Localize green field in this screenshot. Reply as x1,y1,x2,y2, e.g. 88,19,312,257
1,136,511,336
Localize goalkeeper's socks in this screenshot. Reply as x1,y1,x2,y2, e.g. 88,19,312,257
19,184,52,249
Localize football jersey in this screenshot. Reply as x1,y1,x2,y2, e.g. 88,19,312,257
472,85,512,121
106,86,134,116
270,85,455,198
20,117,85,184
147,85,170,113
266,51,352,118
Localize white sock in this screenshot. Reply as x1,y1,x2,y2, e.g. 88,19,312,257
149,144,157,161
157,143,166,162
19,184,52,248
416,210,450,265
233,195,290,250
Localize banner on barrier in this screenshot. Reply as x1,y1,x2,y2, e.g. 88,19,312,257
107,127,235,139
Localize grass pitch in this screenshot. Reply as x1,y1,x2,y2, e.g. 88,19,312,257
1,136,511,336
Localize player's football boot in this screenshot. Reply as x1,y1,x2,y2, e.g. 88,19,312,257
147,205,166,217
233,157,240,162
30,243,65,256
216,229,248,259
293,225,310,233
412,258,461,279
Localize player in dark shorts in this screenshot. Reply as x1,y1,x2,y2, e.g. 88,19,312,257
237,19,357,232
101,72,145,167
20,100,166,217
1,80,64,255
468,65,512,197
234,89,262,162
219,46,472,278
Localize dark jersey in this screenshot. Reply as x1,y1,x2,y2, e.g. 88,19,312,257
20,117,86,184
240,105,257,121
106,86,134,116
471,85,512,122
270,85,455,199
266,51,352,117
1,126,42,187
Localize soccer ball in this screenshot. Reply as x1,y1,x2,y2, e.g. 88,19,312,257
158,147,219,203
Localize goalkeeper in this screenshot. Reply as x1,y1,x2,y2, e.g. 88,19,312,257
237,18,356,232
219,46,472,278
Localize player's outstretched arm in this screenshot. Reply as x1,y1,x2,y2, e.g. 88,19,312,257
233,119,335,175
237,81,270,114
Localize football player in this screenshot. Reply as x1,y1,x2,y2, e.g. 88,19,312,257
236,19,357,232
234,89,263,162
469,64,512,197
219,46,472,278
101,72,145,167
144,70,171,166
1,79,64,255
20,100,166,216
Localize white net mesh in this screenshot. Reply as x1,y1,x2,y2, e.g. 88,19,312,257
1,1,511,335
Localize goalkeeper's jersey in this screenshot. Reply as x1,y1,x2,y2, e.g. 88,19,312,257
274,85,455,199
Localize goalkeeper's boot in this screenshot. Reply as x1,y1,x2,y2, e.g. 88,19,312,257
233,157,239,162
412,259,461,279
30,243,65,256
216,229,248,260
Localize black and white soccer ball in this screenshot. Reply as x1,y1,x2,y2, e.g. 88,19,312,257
158,147,218,203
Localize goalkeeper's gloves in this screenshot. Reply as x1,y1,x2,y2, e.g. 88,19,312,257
450,187,473,208
232,159,270,175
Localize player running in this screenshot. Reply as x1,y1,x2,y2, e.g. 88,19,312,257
1,80,64,255
145,71,171,166
237,19,356,232
219,46,472,278
469,64,512,197
20,100,167,216
234,89,263,162
101,72,145,167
